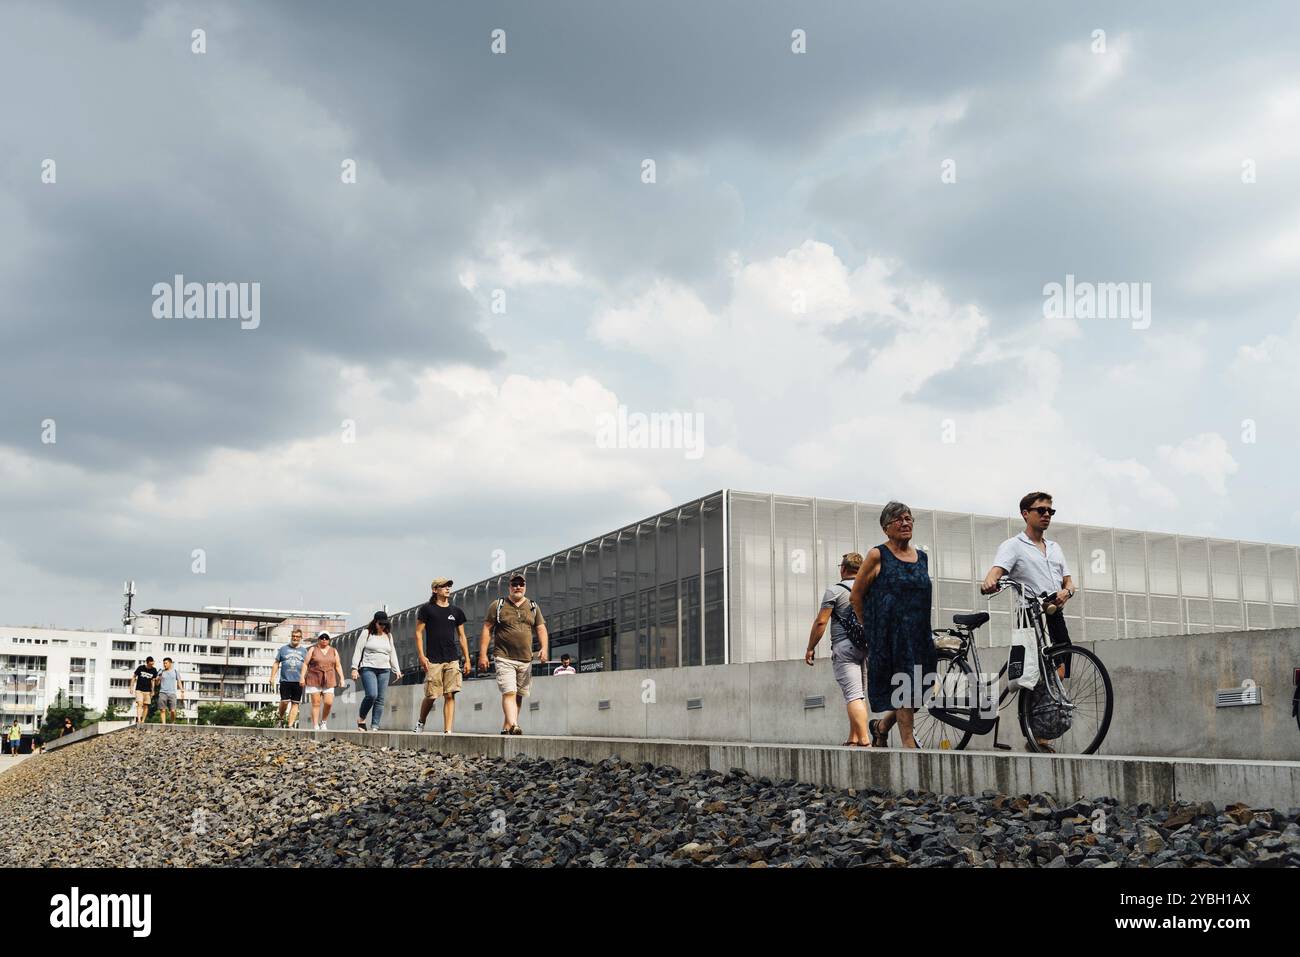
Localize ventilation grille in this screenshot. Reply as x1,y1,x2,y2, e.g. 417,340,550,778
1215,686,1261,708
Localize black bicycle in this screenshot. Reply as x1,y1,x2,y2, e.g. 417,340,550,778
909,577,1114,754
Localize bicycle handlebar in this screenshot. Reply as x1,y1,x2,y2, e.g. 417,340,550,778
987,577,1059,614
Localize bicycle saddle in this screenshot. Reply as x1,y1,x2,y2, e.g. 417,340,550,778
952,612,989,629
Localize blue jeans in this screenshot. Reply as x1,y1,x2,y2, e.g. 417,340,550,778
358,667,390,728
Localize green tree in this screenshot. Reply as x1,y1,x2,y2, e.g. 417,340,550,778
197,703,250,727
42,693,89,739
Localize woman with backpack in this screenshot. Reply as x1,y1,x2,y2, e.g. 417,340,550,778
350,610,403,731
805,552,872,746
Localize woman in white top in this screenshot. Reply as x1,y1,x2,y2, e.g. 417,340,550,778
351,610,403,731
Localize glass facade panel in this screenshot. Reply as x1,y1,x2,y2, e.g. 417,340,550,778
972,516,1009,578
1147,534,1179,597
1115,530,1147,594
1179,538,1210,600
773,497,816,662
729,492,773,664
815,498,857,602
935,512,972,583
1240,544,1269,603
1268,546,1297,605
599,536,617,602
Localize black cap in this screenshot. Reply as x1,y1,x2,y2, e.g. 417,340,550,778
509,574,527,585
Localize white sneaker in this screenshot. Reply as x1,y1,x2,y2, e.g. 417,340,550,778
412,722,423,734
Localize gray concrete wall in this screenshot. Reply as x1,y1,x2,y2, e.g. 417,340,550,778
328,626,1300,761
43,720,130,752
142,724,1300,811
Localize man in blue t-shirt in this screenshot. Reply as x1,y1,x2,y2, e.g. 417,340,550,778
271,628,309,729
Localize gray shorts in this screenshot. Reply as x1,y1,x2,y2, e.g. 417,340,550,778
157,692,178,710
831,640,868,704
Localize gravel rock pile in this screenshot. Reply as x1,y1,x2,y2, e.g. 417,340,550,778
1,729,1297,867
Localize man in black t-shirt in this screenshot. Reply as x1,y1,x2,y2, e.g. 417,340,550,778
132,657,160,725
413,578,469,733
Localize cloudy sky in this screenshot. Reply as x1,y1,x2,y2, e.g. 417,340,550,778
3,1,1299,630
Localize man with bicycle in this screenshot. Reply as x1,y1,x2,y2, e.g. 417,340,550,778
980,491,1076,748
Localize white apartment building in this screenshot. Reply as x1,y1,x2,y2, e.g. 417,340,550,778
0,605,349,731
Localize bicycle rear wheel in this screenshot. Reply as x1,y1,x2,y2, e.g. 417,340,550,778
1018,645,1113,754
911,649,976,751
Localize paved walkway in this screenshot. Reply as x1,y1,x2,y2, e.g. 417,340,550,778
0,754,31,777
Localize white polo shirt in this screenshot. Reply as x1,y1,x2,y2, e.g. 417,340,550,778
992,532,1071,600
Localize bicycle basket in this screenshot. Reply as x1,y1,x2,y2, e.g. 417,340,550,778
1027,680,1074,740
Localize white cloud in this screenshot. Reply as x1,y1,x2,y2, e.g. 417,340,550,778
1157,432,1239,495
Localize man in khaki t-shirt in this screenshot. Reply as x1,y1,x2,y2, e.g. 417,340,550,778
478,573,549,735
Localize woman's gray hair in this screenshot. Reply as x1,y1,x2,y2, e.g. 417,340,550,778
879,501,912,530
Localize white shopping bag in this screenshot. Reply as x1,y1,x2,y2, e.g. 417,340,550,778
1006,609,1040,691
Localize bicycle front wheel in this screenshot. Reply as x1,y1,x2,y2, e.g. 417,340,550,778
1019,645,1113,754
911,648,976,751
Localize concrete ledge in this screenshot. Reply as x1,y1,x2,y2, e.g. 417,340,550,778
138,724,1300,810
43,721,131,752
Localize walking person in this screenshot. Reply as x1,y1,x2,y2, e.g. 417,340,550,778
477,573,548,735
552,654,576,675
132,656,159,725
271,628,309,729
6,721,20,756
155,657,184,724
413,579,469,734
301,632,345,731
805,552,871,746
849,503,936,749
980,490,1076,751
350,611,403,731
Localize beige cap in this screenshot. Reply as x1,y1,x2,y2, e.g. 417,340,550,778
431,578,453,589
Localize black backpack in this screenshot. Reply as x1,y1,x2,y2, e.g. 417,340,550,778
831,583,868,650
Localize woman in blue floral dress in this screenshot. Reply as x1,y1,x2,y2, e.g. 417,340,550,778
848,501,936,748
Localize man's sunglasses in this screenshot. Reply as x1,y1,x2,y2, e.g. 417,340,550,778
1026,507,1057,516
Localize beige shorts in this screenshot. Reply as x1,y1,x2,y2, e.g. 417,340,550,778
134,690,152,705
424,661,463,698
494,657,532,697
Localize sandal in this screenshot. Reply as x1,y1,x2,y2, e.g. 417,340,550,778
869,719,889,748
1026,740,1056,753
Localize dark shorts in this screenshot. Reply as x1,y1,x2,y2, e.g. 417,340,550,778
279,681,303,703
1046,612,1073,677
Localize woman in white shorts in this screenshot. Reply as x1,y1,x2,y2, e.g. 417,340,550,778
302,632,344,731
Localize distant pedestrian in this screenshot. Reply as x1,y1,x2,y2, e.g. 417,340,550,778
155,657,184,724
805,552,871,746
849,503,936,750
6,721,20,755
132,657,159,725
61,717,74,737
31,732,43,754
272,628,308,729
350,611,403,732
414,579,469,734
552,654,576,676
302,632,345,731
478,573,548,735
